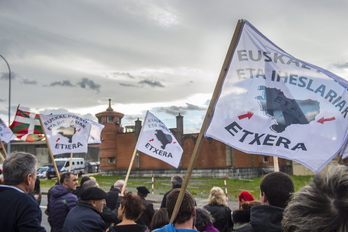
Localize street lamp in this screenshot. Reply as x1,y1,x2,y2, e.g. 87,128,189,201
0,54,11,155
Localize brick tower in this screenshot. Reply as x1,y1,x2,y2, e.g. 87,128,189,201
95,99,124,170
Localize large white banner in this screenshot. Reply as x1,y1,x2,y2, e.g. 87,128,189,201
205,20,348,173
0,118,16,143
41,114,91,155
136,111,183,168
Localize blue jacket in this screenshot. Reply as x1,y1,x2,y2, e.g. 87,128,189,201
153,223,198,232
48,185,78,232
0,185,46,232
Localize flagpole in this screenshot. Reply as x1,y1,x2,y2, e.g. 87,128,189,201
121,148,137,196
273,157,279,172
69,153,73,172
337,137,348,164
0,141,7,157
38,115,61,183
169,19,245,223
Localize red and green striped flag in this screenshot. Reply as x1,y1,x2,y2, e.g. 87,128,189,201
9,109,44,142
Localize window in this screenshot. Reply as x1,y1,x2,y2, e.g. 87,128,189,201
98,117,103,123
108,158,115,164
107,116,114,123
263,156,270,163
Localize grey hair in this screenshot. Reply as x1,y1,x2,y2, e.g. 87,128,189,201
171,175,183,186
114,180,124,188
3,151,37,185
282,165,348,232
82,180,99,190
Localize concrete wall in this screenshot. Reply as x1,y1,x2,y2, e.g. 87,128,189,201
99,165,292,178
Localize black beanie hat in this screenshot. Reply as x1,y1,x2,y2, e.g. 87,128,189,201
81,187,107,201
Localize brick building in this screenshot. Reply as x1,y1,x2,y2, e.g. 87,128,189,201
96,100,291,177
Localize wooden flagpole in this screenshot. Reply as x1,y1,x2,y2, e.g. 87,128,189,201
69,153,73,172
38,115,61,183
121,148,137,195
169,19,245,223
0,141,8,157
337,138,348,164
273,157,279,172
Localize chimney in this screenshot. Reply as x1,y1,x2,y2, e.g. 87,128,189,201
176,113,183,145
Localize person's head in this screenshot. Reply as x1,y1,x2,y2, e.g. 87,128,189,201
282,165,348,232
195,208,215,232
118,192,144,221
149,208,169,231
81,187,107,213
114,179,126,191
60,172,78,191
3,151,37,193
82,180,99,190
260,172,294,208
171,175,183,187
208,186,227,206
137,186,150,198
238,191,255,209
166,189,196,225
241,200,261,210
80,176,90,186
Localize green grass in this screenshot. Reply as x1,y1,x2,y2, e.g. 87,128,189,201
40,174,313,200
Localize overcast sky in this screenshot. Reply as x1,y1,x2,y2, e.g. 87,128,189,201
1,0,348,133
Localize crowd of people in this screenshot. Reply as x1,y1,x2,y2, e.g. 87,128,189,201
1,151,348,232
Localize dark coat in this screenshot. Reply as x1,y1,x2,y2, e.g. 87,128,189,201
236,205,284,232
203,204,233,232
160,184,181,208
109,224,149,232
136,197,155,227
48,185,78,232
0,186,46,232
62,201,106,232
106,187,121,210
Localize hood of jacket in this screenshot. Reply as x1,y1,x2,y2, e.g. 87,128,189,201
50,184,71,198
250,205,284,232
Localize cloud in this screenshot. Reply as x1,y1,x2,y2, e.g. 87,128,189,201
0,71,17,80
157,103,207,115
139,79,165,87
0,99,5,102
48,80,74,87
119,78,165,88
333,62,348,69
111,72,136,79
22,78,37,85
45,78,100,93
76,78,101,93
119,83,137,87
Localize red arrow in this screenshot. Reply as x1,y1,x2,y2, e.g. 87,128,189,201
56,138,60,142
317,117,336,124
238,111,254,120
149,138,154,142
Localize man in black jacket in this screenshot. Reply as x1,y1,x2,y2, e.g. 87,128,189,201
136,186,155,227
160,175,183,208
62,187,107,232
106,179,126,210
237,172,294,232
0,152,46,232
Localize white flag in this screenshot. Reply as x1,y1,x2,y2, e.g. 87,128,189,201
205,20,348,173
0,118,16,143
86,119,105,144
40,114,91,155
136,111,183,168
